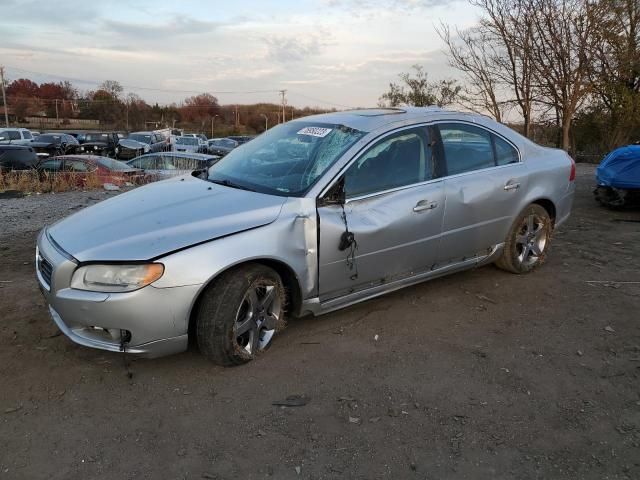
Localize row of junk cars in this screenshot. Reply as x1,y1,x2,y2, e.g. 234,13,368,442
0,127,254,187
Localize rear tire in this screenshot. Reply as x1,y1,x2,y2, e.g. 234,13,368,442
196,263,285,366
496,204,552,274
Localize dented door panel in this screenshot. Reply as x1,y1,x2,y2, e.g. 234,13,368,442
318,181,444,301
438,164,528,265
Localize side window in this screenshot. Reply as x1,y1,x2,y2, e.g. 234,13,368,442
140,155,159,170
344,127,433,198
39,160,62,171
8,131,21,140
438,123,494,175
64,160,89,172
23,131,33,140
494,135,519,165
129,158,142,168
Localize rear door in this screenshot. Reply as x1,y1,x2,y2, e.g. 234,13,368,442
434,122,527,266
317,125,445,301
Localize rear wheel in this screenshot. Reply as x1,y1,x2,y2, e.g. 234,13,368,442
196,263,285,366
496,204,552,274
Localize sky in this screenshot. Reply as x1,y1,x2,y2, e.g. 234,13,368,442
0,0,481,109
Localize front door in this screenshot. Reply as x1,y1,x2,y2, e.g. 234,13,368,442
317,125,444,301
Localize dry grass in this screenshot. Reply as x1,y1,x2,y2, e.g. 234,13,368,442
0,170,104,193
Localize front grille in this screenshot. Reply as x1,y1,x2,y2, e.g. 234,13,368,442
39,255,53,287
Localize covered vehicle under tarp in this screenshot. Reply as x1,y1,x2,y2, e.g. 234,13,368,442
594,145,640,208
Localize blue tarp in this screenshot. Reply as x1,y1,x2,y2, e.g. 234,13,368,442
596,145,640,189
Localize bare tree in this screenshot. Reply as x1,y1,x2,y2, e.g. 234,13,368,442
438,24,504,121
528,0,607,151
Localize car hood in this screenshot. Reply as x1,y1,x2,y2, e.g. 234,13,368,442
119,139,147,149
48,175,287,262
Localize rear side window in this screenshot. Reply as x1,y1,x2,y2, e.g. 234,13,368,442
494,135,519,165
23,131,33,140
8,131,21,140
438,123,494,175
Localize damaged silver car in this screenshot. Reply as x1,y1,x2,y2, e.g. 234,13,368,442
36,108,575,365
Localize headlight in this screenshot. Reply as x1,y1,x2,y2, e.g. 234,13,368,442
144,145,150,152
79,146,85,152
71,263,164,293
115,147,120,153
93,145,98,150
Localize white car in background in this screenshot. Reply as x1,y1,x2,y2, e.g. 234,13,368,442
174,136,201,153
0,128,35,145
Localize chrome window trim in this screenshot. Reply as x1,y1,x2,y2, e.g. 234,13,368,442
345,177,444,203
316,119,523,201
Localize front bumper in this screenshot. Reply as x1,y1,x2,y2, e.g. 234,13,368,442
36,230,201,358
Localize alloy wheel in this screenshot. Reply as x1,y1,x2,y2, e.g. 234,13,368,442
515,213,549,267
234,282,282,355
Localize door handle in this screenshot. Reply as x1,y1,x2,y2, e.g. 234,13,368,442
504,182,520,191
413,200,438,212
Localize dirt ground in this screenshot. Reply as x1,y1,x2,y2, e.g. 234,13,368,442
1,164,639,480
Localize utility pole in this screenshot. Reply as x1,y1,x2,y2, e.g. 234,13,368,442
260,113,268,131
0,66,8,127
279,90,287,123
55,99,59,125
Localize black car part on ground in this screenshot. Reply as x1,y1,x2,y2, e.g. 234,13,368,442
0,145,39,171
594,185,640,208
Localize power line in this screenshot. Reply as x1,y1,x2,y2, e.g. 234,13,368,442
4,65,281,96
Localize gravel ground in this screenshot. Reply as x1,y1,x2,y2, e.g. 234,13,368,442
1,164,639,480
0,189,125,240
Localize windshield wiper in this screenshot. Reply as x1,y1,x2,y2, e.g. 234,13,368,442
209,178,256,192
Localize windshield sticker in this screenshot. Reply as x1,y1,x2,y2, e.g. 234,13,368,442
297,127,332,138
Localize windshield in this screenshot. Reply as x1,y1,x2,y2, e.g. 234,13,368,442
84,133,110,142
176,137,198,145
37,135,61,144
207,122,366,196
129,134,151,144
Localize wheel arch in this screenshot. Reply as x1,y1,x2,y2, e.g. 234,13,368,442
530,198,557,226
187,258,304,342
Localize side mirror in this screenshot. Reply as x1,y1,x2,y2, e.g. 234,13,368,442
318,177,346,207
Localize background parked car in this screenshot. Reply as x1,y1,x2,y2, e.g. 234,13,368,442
173,136,201,153
207,137,238,157
0,145,39,171
37,155,144,186
126,152,219,179
116,131,165,160
0,128,35,145
78,132,120,157
30,133,80,159
227,135,255,145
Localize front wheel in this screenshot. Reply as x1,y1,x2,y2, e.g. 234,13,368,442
495,204,552,274
196,264,286,366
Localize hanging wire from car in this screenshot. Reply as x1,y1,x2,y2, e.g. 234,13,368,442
338,203,358,281
119,330,133,380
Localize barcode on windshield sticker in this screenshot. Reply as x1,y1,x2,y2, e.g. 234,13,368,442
297,127,332,138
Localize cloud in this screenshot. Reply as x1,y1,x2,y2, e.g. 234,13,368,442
263,32,332,63
103,16,224,39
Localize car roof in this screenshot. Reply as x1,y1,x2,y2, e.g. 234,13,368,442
292,107,499,132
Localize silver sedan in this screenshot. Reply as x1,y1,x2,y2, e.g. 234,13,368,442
36,107,575,365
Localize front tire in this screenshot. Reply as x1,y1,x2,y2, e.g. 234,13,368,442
496,204,552,274
196,263,286,366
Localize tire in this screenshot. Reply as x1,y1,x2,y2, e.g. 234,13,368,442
196,263,286,366
495,204,552,274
